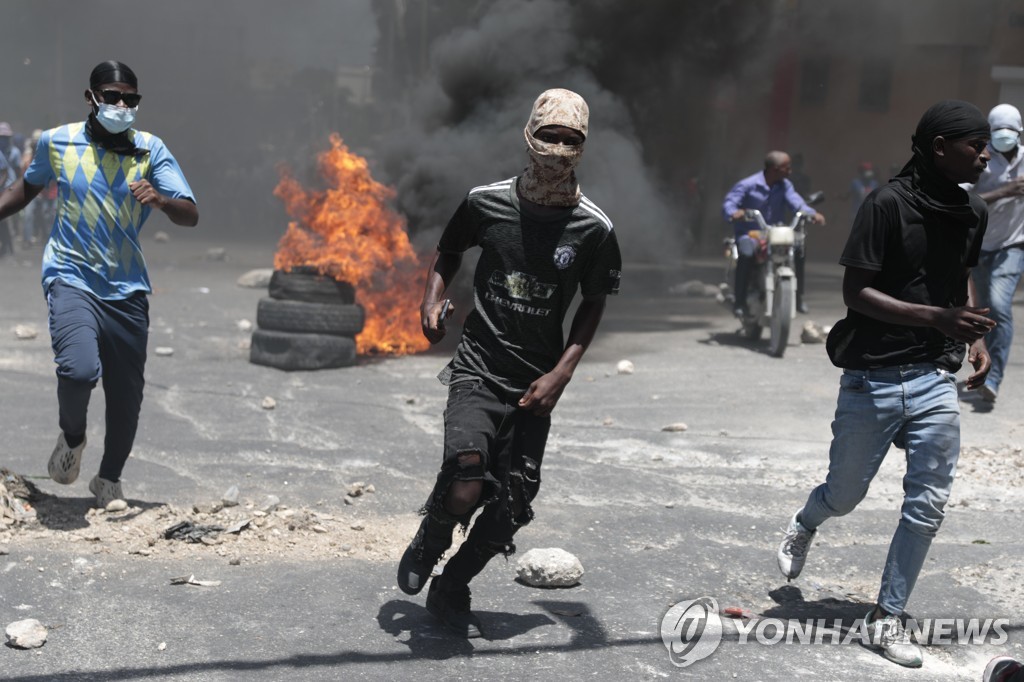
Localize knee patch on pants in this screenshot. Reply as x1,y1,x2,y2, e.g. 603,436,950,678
510,455,541,528
421,449,500,527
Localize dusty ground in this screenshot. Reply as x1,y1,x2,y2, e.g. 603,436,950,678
0,235,1022,681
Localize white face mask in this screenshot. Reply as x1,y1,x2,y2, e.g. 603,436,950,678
91,92,137,134
991,129,1020,153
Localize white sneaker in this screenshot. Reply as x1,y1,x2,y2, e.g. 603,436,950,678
48,433,86,484
863,610,922,668
88,475,124,508
777,511,816,580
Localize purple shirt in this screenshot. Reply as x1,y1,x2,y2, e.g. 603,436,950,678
722,171,816,238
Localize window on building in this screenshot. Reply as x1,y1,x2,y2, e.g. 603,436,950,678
799,57,830,106
858,58,893,113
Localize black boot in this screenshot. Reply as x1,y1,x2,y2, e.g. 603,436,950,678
426,575,482,638
397,515,455,595
733,255,753,318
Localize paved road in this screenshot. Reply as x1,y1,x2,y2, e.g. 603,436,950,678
0,237,1021,680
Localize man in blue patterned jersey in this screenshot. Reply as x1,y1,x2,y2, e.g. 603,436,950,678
396,89,622,638
0,61,197,508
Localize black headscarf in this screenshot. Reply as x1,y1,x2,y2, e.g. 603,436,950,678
894,100,989,225
85,60,147,156
90,61,138,90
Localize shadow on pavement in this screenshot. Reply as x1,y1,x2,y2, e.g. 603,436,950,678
762,584,871,624
5,602,658,681
31,492,165,532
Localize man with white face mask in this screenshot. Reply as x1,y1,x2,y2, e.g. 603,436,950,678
396,88,621,638
963,103,1024,405
0,61,198,507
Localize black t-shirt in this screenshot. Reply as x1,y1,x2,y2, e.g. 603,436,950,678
438,177,622,400
826,180,987,371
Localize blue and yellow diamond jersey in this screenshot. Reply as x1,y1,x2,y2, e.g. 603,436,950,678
24,122,195,300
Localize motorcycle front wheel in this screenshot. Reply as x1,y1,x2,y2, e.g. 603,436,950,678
768,277,794,357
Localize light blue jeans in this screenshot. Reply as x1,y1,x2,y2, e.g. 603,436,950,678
799,364,960,615
973,246,1024,394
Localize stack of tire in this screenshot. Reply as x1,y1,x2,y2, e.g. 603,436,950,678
249,267,365,370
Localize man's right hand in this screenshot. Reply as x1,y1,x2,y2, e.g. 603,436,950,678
420,299,454,344
933,306,996,343
730,209,746,221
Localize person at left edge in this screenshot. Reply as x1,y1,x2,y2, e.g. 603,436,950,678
0,60,198,507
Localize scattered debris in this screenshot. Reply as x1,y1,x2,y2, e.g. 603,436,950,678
13,325,38,340
236,268,274,289
800,321,830,344
164,521,225,543
516,548,584,588
238,338,252,351
222,485,240,507
261,396,276,410
602,416,614,426
347,482,370,498
1,470,40,526
152,231,170,243
224,519,252,535
105,499,128,513
5,618,47,649
661,423,688,432
237,319,254,332
205,247,227,262
260,495,281,514
616,359,635,375
157,642,167,651
170,574,221,587
154,347,174,357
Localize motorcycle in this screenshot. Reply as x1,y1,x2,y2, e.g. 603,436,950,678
722,193,822,357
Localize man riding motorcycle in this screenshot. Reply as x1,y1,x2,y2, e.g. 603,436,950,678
723,151,826,316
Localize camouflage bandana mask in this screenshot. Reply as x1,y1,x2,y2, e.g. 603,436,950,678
519,89,589,207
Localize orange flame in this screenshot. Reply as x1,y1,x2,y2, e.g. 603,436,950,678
273,134,428,356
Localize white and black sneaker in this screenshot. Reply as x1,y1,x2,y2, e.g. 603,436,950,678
48,433,86,485
863,610,922,668
777,511,816,580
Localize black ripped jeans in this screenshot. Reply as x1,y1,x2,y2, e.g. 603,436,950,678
421,377,549,584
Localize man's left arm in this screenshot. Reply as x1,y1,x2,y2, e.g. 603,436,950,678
518,294,607,417
785,181,825,226
964,270,992,390
131,139,198,227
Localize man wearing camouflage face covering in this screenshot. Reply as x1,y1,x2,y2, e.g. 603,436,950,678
396,88,621,638
518,88,588,206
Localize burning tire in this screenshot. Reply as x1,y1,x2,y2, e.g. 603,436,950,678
269,268,356,305
249,329,356,371
256,298,365,336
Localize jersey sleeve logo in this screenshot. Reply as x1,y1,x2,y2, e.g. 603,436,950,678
553,245,577,270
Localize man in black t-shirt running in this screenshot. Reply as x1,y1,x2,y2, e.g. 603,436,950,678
396,89,621,638
776,101,994,669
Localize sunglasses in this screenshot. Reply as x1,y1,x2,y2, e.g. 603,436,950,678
94,89,142,108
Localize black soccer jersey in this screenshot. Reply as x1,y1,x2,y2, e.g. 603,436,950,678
437,176,621,400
